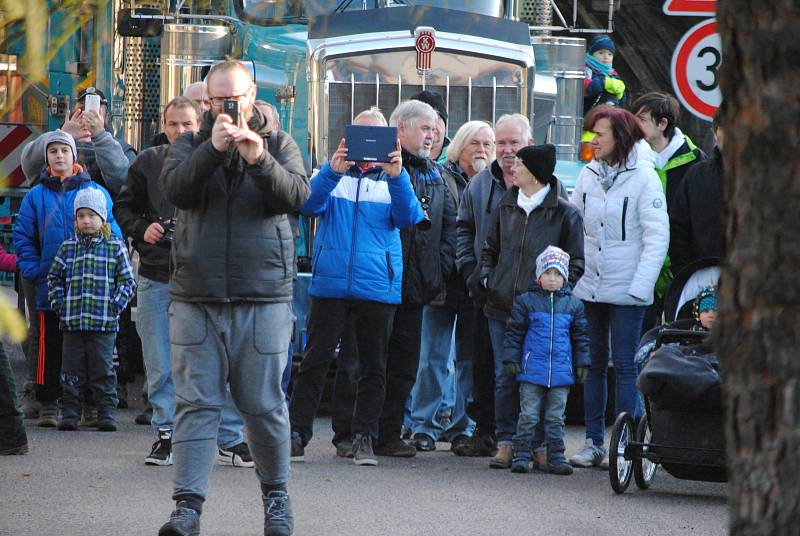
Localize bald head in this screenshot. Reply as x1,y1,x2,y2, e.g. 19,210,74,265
183,82,210,112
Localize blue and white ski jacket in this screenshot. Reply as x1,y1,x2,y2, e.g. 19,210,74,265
301,162,423,304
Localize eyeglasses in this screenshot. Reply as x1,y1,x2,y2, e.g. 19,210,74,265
208,90,251,106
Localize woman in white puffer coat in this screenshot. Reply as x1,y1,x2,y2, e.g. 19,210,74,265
567,106,669,469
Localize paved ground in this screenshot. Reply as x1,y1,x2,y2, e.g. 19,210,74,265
0,341,728,536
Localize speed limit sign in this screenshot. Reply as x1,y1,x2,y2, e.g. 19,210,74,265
671,19,722,121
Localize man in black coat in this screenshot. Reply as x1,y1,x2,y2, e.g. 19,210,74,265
373,99,457,458
668,115,725,276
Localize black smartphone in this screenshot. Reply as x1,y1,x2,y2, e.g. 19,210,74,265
223,99,239,126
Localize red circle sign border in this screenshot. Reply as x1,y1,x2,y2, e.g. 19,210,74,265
671,18,719,120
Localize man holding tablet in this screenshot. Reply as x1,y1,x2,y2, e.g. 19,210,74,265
289,107,423,466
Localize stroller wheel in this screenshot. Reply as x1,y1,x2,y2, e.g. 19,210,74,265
609,412,634,494
634,414,658,490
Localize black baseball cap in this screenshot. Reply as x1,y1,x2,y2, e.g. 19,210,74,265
76,86,108,104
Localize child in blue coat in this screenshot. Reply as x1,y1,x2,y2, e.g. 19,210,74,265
502,246,590,474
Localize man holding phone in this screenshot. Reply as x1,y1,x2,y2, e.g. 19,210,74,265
158,60,308,536
20,87,136,197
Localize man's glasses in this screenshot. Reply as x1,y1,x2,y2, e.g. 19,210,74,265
208,91,250,106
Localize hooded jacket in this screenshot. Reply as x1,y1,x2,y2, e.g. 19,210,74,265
480,176,585,322
114,144,174,283
570,140,669,306
13,165,123,310
301,162,422,304
502,282,590,387
161,109,310,303
652,130,706,297
399,151,457,306
668,146,724,276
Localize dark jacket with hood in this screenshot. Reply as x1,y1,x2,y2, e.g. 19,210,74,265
160,108,310,302
481,176,585,322
668,146,724,276
399,150,457,306
114,144,174,283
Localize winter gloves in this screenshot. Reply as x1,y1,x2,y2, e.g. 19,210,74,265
603,77,626,100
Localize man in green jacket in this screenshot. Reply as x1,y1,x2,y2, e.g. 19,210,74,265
633,92,706,329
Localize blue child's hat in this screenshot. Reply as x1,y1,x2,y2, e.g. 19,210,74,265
590,35,616,55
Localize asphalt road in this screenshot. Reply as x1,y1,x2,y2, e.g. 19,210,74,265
0,342,728,536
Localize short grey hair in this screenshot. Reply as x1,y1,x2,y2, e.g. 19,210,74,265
445,120,494,163
495,113,532,142
389,100,438,129
354,106,387,126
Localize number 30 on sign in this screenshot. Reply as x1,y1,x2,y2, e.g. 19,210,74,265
671,18,722,122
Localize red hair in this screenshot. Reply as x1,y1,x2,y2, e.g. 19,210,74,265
585,106,645,165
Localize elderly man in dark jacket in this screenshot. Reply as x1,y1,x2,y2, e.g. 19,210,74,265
157,61,309,536
373,99,457,458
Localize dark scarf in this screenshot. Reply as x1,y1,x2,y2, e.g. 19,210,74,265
402,149,433,173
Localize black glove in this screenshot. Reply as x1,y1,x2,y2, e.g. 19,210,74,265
503,361,522,376
467,268,487,304
575,366,589,384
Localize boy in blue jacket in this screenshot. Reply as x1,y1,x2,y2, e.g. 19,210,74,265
47,188,135,431
502,246,590,475
13,130,123,427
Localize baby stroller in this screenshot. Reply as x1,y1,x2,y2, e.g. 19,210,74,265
607,259,726,493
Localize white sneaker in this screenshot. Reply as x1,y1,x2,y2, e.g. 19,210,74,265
569,439,606,468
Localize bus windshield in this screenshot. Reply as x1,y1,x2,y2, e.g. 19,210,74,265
235,0,506,24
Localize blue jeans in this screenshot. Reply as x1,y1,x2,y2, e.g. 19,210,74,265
582,302,646,446
513,384,569,463
408,304,475,442
170,301,293,499
488,318,543,447
136,276,244,448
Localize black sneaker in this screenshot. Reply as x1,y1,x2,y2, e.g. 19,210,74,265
263,490,294,536
450,435,480,457
146,429,174,466
374,438,416,458
411,433,435,452
135,403,153,425
0,442,29,455
334,439,353,458
58,419,78,431
352,434,378,466
217,441,255,467
290,432,305,463
96,419,117,432
158,501,200,536
511,457,532,473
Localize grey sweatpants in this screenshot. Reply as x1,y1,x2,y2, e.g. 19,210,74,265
169,300,293,500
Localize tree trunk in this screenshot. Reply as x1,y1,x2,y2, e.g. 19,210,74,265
715,0,800,534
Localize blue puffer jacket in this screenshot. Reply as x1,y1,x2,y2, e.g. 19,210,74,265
502,283,591,387
13,166,123,311
301,162,423,304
